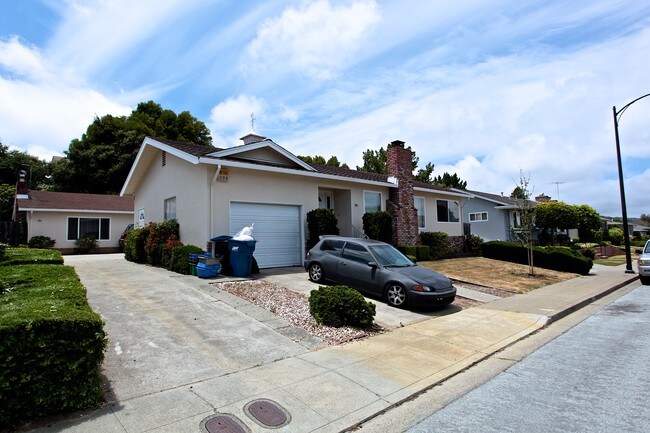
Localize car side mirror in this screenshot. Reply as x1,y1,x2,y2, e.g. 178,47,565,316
367,261,378,268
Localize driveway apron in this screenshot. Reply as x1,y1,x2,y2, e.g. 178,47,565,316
64,254,309,402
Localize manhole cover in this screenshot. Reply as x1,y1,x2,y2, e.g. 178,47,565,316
200,413,250,433
244,398,291,428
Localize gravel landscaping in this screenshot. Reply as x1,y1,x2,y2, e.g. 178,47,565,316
213,280,495,346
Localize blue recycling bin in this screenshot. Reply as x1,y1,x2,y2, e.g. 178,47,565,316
228,240,256,277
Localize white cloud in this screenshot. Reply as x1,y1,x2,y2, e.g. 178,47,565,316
208,94,266,146
243,0,380,80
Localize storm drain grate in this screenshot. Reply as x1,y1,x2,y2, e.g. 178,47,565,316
200,413,251,433
244,398,291,428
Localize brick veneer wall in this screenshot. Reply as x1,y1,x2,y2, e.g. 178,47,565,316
386,140,419,246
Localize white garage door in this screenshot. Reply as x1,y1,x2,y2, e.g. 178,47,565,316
230,202,302,268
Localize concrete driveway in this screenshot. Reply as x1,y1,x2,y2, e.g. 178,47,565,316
64,254,313,403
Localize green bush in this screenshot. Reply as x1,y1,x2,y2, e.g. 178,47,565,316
75,235,99,254
306,208,340,250
0,247,63,266
398,245,430,261
406,254,417,263
581,247,596,260
144,220,180,265
464,234,484,255
481,241,593,275
0,264,107,427
169,244,204,274
309,285,376,328
420,231,449,260
27,235,56,249
362,211,392,244
124,227,148,263
607,227,624,246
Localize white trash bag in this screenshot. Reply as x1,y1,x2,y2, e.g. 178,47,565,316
233,223,255,241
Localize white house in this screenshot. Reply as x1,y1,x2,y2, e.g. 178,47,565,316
120,134,472,268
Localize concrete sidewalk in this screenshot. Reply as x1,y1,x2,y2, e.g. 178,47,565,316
32,263,638,433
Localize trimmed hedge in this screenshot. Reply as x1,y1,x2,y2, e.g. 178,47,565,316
0,264,107,428
397,245,430,261
481,241,593,275
0,247,63,266
309,285,376,328
27,235,56,249
124,227,148,263
420,231,449,260
169,244,204,274
306,208,339,250
362,211,392,244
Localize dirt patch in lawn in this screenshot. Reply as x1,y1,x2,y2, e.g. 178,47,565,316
420,257,579,294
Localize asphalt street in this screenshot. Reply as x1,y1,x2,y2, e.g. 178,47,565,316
407,284,650,433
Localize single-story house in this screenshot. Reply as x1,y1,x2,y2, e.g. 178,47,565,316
458,189,538,242
13,171,134,253
120,134,473,268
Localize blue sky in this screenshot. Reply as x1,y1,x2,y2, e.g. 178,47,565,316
1,0,649,217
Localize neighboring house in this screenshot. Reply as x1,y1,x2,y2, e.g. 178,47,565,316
458,189,537,242
120,134,472,268
13,170,134,253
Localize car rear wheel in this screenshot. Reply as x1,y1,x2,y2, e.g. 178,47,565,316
385,283,407,308
640,276,650,285
308,263,324,283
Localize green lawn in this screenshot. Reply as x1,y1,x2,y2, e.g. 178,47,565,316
594,255,631,266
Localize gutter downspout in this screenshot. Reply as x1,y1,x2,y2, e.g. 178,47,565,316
209,165,222,242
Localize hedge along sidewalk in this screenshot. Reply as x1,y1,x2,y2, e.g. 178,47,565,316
0,250,107,429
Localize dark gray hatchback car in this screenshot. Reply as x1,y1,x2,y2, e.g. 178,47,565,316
304,236,456,308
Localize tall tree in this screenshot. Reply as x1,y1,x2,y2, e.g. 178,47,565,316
575,204,601,242
50,101,211,194
510,186,527,199
534,201,579,245
356,147,420,174
432,172,468,189
0,143,52,188
512,171,535,275
414,162,435,183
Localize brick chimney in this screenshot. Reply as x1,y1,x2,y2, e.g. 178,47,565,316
535,193,551,203
16,170,29,198
386,140,419,245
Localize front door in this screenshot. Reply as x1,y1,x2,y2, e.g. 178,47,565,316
318,190,334,210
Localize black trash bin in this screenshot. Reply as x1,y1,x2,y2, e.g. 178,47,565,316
211,235,233,275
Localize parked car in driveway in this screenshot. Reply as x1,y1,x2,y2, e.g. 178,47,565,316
118,223,134,251
304,236,456,308
637,240,650,285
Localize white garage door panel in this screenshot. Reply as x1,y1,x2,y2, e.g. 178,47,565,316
230,202,301,268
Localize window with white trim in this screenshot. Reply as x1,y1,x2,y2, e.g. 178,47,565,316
469,212,488,222
67,217,110,241
436,200,460,223
414,197,425,228
364,191,382,213
164,197,176,221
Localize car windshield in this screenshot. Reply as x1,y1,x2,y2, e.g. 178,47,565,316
645,242,650,254
368,244,414,267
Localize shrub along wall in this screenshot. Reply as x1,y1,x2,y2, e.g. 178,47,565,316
481,241,593,275
0,262,107,428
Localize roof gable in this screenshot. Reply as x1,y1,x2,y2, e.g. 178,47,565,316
205,139,315,171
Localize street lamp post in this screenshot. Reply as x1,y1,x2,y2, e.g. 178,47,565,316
612,92,650,274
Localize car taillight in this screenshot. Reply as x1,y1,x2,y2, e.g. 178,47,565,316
306,251,311,259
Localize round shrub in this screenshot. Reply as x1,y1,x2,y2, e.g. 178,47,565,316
124,228,148,263
607,227,624,246
169,244,204,274
28,236,56,249
75,235,99,254
581,247,596,260
309,285,376,328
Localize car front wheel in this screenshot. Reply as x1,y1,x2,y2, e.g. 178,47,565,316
308,263,324,283
385,283,407,308
640,275,650,285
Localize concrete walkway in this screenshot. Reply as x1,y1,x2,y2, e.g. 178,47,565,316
30,259,638,433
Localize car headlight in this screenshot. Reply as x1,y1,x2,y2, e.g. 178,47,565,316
638,259,650,265
413,285,432,292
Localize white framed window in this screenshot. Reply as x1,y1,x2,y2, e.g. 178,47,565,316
67,217,110,241
436,200,460,223
164,197,176,221
469,212,488,222
363,191,382,213
414,197,425,228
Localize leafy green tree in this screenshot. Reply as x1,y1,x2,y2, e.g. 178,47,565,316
534,201,579,245
51,101,211,194
432,172,468,189
326,156,349,169
356,146,422,175
0,143,52,188
0,184,15,221
510,186,527,199
575,204,601,242
511,170,535,275
414,162,435,183
639,214,650,225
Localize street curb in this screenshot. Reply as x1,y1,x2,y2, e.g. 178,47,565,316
341,276,638,433
545,274,639,324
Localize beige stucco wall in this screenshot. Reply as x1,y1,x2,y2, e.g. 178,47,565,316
415,192,464,236
25,211,133,251
209,167,390,242
132,150,211,248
